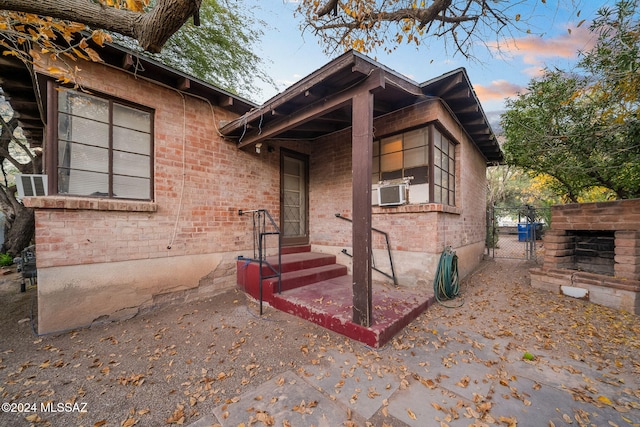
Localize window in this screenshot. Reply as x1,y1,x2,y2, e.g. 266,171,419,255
373,127,429,185
433,127,456,206
372,125,456,206
56,89,153,200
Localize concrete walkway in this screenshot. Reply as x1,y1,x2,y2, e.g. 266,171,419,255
188,326,640,426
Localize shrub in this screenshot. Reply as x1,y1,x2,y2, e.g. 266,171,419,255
0,253,14,267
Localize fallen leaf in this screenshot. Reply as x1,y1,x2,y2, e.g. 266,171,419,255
407,408,417,420
499,415,517,427
121,417,137,427
597,396,613,405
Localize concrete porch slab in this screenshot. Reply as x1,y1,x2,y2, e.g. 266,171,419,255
271,275,434,348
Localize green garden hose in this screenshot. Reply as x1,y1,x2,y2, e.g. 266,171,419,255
433,246,463,307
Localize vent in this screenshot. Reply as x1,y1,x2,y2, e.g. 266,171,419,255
378,184,407,206
16,174,48,198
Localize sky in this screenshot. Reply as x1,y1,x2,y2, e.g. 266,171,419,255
249,0,612,116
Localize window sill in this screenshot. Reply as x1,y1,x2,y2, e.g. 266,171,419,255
23,196,157,212
373,203,461,215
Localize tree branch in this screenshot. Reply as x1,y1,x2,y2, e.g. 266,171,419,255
0,0,202,52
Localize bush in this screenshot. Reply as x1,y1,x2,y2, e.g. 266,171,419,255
0,253,14,267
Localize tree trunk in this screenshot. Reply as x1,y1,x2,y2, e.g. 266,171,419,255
2,203,34,257
0,0,202,53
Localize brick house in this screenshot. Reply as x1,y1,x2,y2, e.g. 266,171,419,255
1,45,501,334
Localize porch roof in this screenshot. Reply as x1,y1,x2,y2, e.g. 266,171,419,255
219,50,503,164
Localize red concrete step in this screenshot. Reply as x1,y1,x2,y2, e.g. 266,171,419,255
271,275,434,348
281,245,311,254
238,252,337,281
236,251,347,303
264,263,348,296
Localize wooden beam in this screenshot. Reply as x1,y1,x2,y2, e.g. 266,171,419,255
350,70,385,327
219,96,234,108
122,54,135,70
177,77,191,91
237,69,385,149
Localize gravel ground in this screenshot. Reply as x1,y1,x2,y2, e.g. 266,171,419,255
0,259,638,427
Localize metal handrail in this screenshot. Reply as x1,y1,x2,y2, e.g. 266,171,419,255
238,209,282,315
335,213,398,286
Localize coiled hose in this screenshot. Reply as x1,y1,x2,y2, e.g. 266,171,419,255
433,246,463,307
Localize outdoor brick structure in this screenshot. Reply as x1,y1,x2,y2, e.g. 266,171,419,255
531,199,640,314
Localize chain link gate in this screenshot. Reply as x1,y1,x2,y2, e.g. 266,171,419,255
486,205,546,261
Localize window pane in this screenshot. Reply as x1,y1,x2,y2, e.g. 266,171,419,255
381,170,402,181
404,146,427,168
405,166,428,184
113,151,150,177
372,140,379,157
59,91,108,121
441,152,449,172
113,103,150,132
61,142,109,173
381,152,402,171
284,157,301,175
381,136,402,154
404,128,427,149
113,127,151,155
434,166,441,183
434,147,442,167
62,170,109,196
114,175,150,199
433,128,442,150
434,187,442,203
59,114,109,148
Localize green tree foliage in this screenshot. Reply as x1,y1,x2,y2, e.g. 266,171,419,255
126,0,272,100
501,0,640,202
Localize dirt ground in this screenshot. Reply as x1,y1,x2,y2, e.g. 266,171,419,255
0,259,639,427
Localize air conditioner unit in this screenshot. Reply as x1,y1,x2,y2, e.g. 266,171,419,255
378,183,407,206
15,174,48,198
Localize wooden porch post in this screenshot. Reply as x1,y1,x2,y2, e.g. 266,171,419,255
351,89,374,327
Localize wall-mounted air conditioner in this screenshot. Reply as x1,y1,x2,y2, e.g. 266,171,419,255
15,174,48,198
378,183,407,206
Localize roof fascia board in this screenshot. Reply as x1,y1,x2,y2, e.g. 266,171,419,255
236,68,385,149
83,33,257,112
221,52,360,136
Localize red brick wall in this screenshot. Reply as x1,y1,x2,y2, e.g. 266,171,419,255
308,100,488,267
29,60,281,269
551,199,640,231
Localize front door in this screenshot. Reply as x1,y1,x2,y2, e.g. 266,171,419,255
281,151,309,246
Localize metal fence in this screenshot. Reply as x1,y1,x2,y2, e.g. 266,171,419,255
486,205,549,262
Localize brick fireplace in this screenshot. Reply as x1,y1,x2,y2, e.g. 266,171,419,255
530,199,640,314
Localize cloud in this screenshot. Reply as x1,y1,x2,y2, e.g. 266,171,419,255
490,24,596,75
474,80,525,103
